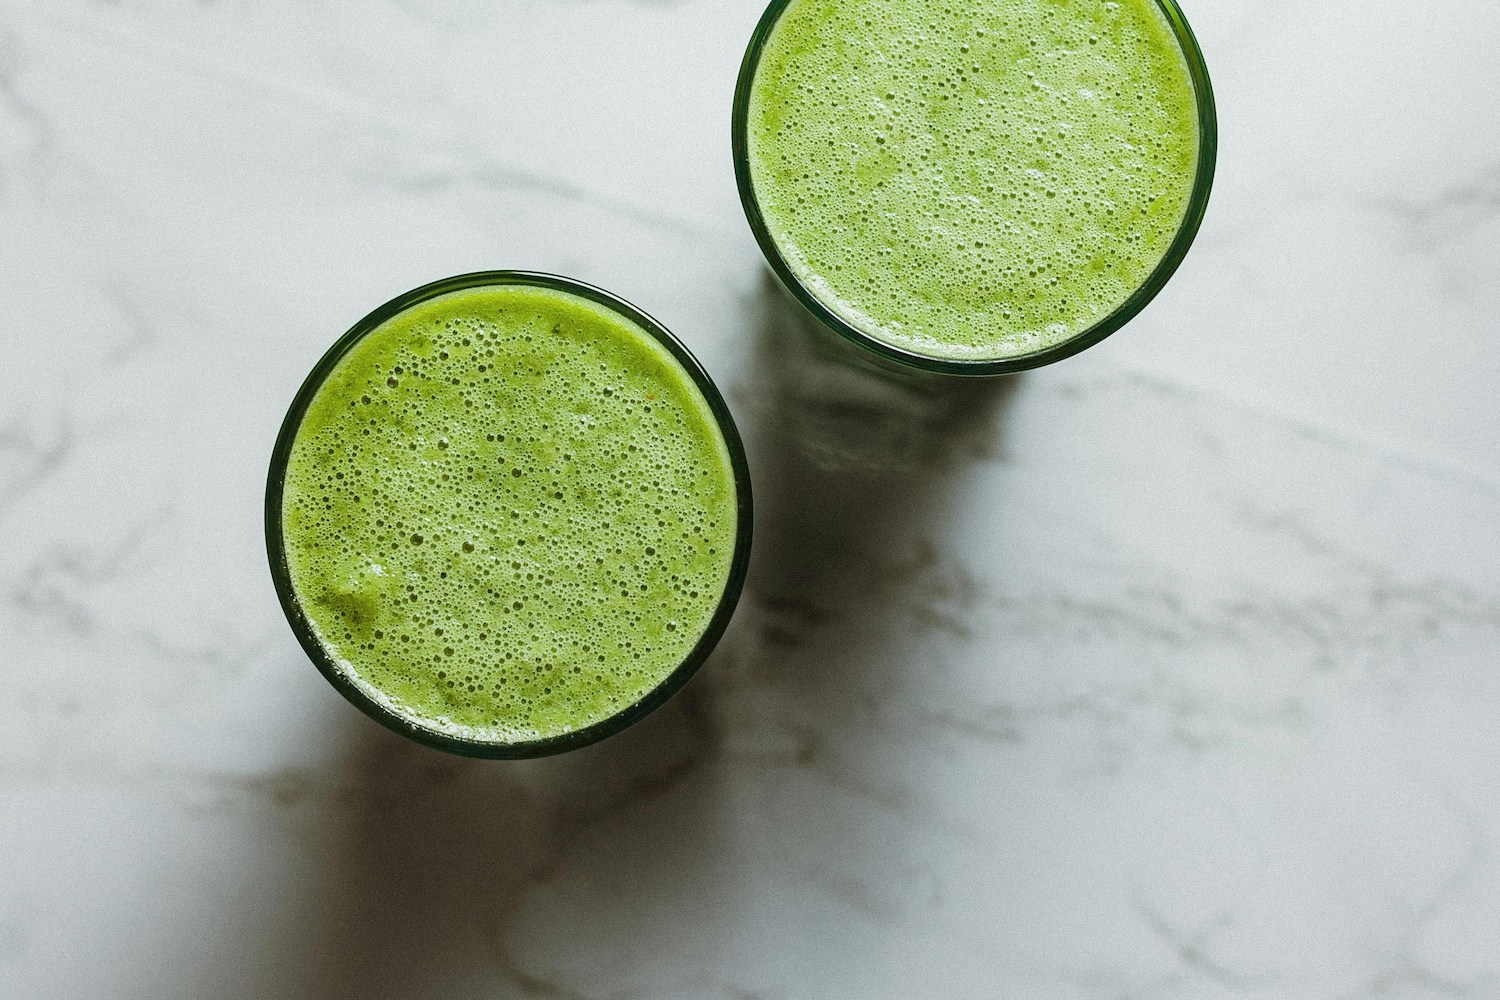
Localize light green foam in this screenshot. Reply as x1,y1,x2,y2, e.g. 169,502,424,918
747,0,1201,361
281,284,738,744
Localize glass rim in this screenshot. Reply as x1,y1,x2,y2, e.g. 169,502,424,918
264,270,754,759
731,0,1219,377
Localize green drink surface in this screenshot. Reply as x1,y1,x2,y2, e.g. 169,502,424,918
747,0,1202,361
280,284,738,745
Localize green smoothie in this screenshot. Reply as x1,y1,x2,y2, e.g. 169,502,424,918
278,282,740,746
745,0,1203,361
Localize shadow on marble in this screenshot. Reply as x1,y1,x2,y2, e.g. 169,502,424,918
736,270,1019,662
233,679,724,999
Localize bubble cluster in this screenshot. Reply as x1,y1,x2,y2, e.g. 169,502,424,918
280,285,739,744
747,0,1201,360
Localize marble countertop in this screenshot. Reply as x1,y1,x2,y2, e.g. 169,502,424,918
3,0,1499,997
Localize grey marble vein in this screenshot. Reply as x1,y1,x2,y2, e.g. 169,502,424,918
9,510,174,637
0,412,72,526
15,4,713,237
1336,785,1492,1000
1134,903,1276,991
0,26,51,191
1112,370,1500,499
99,282,156,365
1372,163,1500,244
351,151,714,237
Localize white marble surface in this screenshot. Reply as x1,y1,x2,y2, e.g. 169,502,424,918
2,0,1499,996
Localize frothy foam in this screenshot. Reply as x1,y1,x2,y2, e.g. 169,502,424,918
747,0,1201,361
280,284,738,745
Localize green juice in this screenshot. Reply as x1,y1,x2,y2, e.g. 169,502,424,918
278,283,740,746
746,0,1203,361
